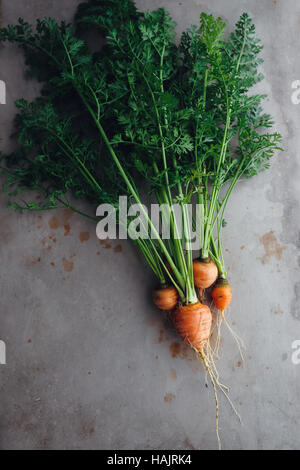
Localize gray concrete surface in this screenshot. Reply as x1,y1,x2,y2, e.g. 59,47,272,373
0,0,299,450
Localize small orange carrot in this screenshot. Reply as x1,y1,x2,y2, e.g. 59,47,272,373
193,258,218,289
152,285,178,311
172,302,212,351
211,278,232,316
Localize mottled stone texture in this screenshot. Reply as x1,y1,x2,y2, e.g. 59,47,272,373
0,0,299,450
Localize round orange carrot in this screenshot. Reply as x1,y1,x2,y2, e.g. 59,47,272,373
172,302,212,351
152,285,178,311
193,258,218,289
211,278,232,314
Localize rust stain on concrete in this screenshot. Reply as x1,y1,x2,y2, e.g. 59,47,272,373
62,257,74,273
80,232,90,243
64,224,71,236
48,209,73,232
260,230,286,264
49,217,59,230
164,392,175,403
170,342,181,358
271,305,284,315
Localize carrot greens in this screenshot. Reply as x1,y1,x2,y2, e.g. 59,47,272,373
0,0,282,448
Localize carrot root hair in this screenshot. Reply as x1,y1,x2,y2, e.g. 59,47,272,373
199,348,221,450
204,341,243,425
213,309,245,363
222,313,245,362
192,341,242,450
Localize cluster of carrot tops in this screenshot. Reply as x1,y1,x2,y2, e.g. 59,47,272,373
0,1,281,358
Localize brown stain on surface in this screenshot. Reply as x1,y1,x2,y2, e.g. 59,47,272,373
271,306,283,315
260,230,286,264
169,341,201,372
164,392,175,403
155,328,165,344
62,257,74,273
23,256,41,266
64,224,71,236
114,244,122,253
99,240,112,249
169,341,197,362
170,342,181,358
80,232,90,243
42,237,52,252
170,368,177,379
49,217,59,230
48,210,73,232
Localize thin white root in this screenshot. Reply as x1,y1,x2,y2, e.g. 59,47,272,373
219,386,243,425
185,322,243,449
213,314,222,359
205,342,242,424
199,349,221,451
222,313,245,363
206,342,229,392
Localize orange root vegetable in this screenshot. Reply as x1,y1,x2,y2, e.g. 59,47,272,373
172,302,212,351
193,258,218,289
152,285,179,311
211,279,232,315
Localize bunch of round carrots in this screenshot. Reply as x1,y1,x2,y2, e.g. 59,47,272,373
153,257,231,350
